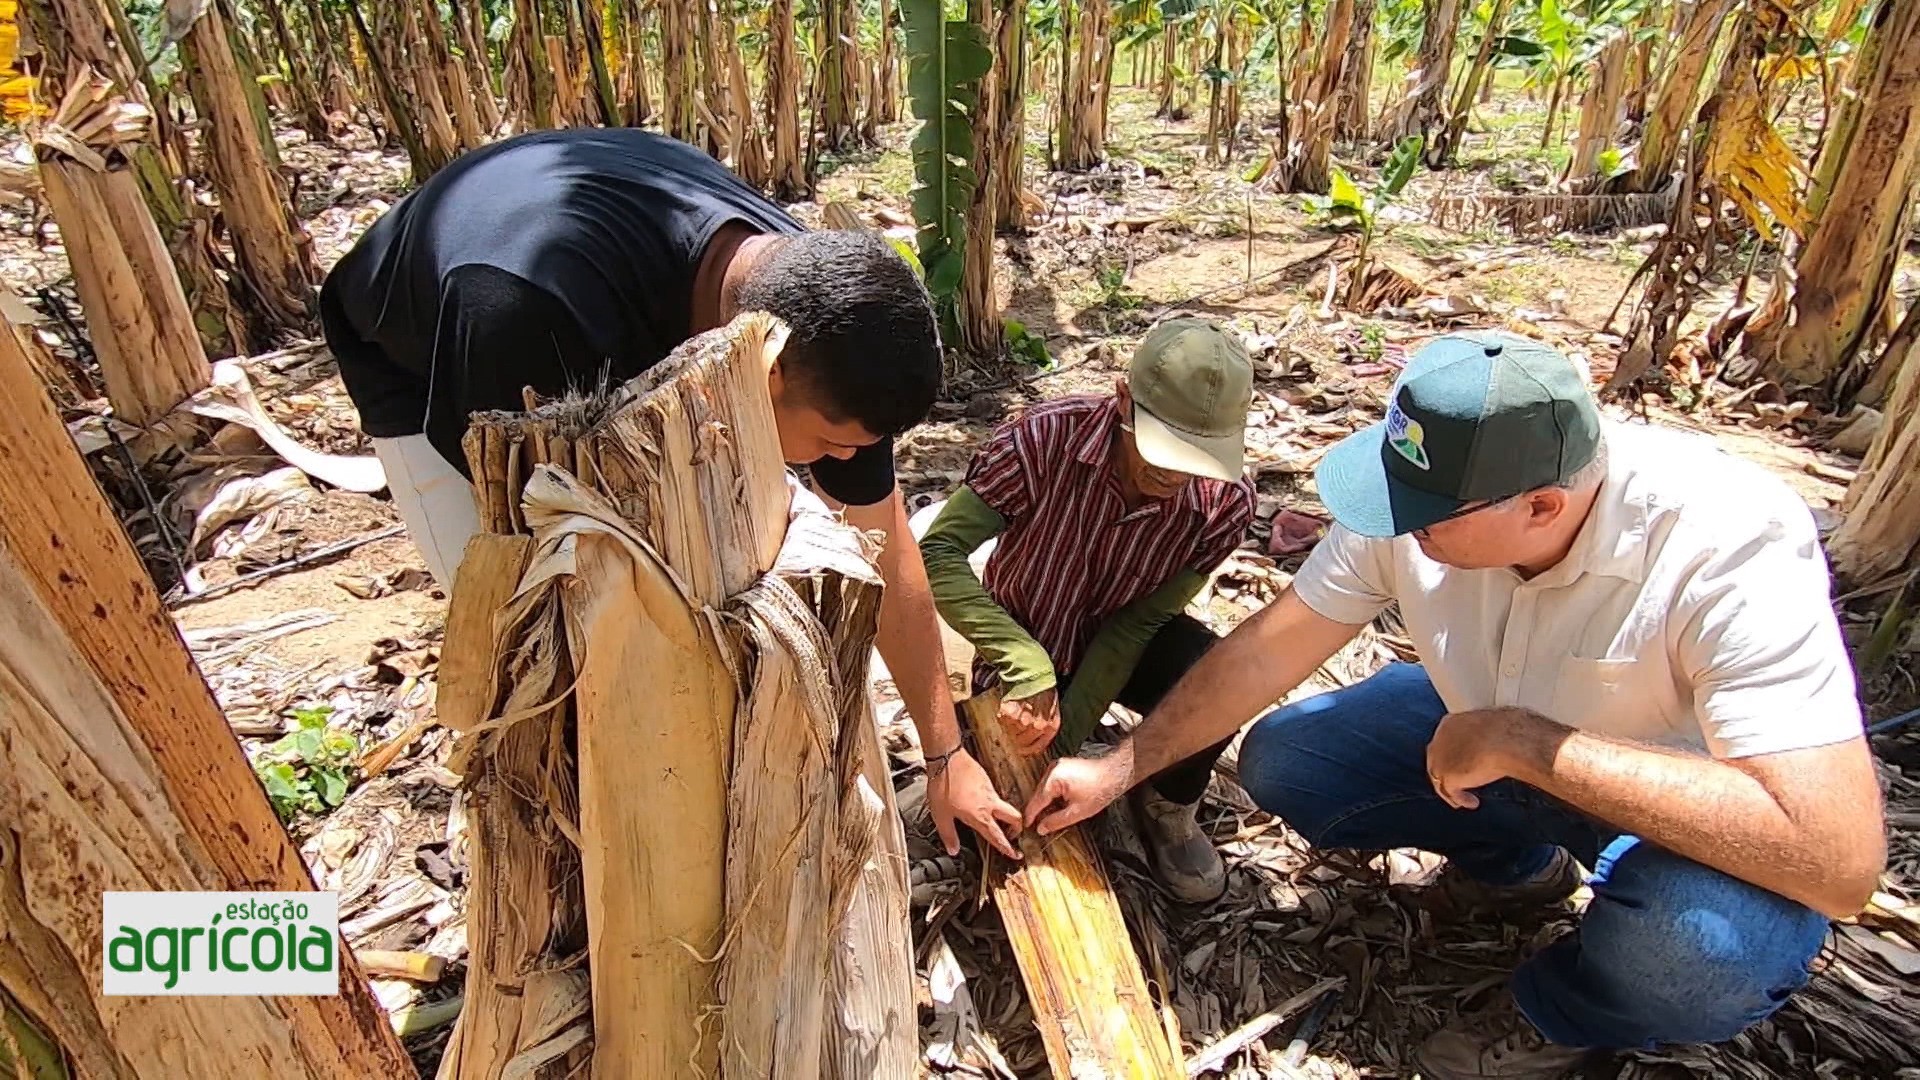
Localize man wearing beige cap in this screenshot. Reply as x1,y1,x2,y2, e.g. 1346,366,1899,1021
1023,331,1885,1077
920,318,1256,901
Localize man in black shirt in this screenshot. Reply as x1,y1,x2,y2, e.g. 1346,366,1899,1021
321,128,1025,861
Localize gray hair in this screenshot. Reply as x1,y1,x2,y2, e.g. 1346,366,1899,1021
1551,435,1609,492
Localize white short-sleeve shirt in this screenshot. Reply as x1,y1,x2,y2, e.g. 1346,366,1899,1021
1293,421,1863,759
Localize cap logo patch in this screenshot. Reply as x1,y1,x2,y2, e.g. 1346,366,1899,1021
1385,402,1430,470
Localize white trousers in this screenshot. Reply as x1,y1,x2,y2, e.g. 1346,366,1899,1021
373,435,482,585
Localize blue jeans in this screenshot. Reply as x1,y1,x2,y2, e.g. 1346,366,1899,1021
1238,663,1828,1051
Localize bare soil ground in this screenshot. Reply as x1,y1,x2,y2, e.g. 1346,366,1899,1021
14,85,1919,1078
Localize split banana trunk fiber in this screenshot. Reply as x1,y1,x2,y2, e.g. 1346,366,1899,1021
441,313,914,1079
964,690,1187,1078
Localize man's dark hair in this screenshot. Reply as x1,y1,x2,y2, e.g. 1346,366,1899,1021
737,230,943,436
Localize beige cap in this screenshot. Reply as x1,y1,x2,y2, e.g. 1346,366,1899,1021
1128,318,1253,482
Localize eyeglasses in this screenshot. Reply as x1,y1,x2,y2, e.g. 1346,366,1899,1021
1438,493,1519,522
1412,493,1518,537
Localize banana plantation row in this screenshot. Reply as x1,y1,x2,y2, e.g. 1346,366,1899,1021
0,0,1914,577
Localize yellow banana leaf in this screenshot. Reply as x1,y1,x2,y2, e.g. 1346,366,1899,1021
0,74,39,122
1764,53,1825,83
1704,70,1810,240
0,0,39,122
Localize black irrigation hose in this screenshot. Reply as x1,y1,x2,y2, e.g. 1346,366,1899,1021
39,286,193,585
168,524,407,607
1278,992,1338,1069
104,421,192,588
35,286,94,365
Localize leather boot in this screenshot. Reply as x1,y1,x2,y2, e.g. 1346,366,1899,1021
1132,789,1227,904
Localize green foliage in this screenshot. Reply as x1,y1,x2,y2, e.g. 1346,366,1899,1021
1378,134,1422,198
886,235,925,278
1315,167,1366,220
1535,0,1574,61
1196,0,1268,88
1360,322,1386,360
0,989,65,1080
902,0,992,309
1028,0,1063,55
1113,0,1166,49
1492,35,1546,58
124,0,184,83
1303,136,1423,309
1502,0,1652,93
254,705,358,822
1377,0,1427,65
856,0,895,51
1094,260,1142,310
1303,135,1423,239
1596,145,1628,180
1005,319,1053,368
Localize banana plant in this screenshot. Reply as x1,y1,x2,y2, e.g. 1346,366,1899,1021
1193,0,1266,159
1026,0,1064,91
1113,0,1168,55
1111,0,1167,93
902,0,993,309
1502,0,1652,148
1374,0,1426,67
1303,134,1422,306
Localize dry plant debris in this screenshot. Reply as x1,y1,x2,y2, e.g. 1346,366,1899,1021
1,91,1897,1077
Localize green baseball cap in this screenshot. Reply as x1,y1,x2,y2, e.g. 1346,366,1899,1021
1315,331,1601,537
1130,318,1253,482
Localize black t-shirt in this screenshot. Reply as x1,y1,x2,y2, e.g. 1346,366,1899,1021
320,129,896,505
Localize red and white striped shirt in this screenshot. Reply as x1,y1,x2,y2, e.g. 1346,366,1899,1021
967,395,1255,676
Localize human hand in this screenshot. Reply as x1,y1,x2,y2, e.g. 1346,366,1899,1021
928,747,1024,859
1426,707,1550,810
1023,742,1136,836
997,688,1061,756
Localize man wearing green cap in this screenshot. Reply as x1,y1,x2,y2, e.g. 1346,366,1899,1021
919,318,1257,902
1020,331,1886,1076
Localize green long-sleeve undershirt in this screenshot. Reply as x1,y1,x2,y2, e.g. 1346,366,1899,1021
920,485,1207,751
